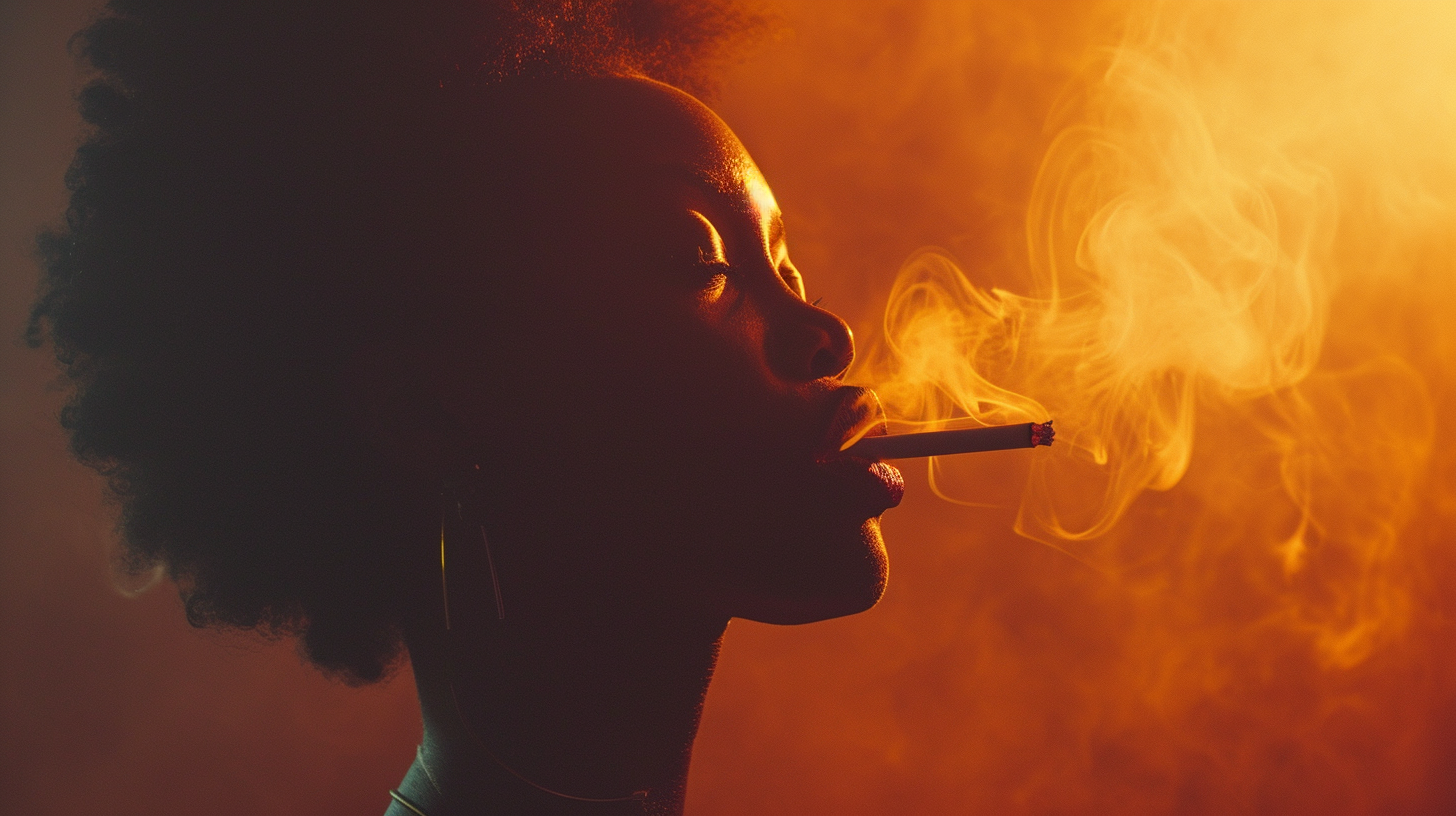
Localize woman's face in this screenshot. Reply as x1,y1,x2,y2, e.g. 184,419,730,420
440,77,902,624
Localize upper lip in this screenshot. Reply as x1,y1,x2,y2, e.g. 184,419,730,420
817,387,888,458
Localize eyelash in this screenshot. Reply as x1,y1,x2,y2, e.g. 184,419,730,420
692,258,807,303
688,240,804,301
696,246,728,266
688,255,729,296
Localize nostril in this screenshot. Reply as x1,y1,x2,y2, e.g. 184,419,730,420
770,300,854,382
809,347,843,380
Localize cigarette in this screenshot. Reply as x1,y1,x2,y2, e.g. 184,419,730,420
843,420,1054,459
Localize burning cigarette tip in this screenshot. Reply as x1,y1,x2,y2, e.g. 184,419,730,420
1030,420,1055,447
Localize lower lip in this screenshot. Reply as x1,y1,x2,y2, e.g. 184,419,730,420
814,455,905,512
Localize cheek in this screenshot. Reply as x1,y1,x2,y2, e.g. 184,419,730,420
472,293,767,525
594,293,779,449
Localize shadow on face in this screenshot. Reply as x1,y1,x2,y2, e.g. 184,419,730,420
420,76,902,625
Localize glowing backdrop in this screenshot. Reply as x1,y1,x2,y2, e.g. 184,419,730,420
2,2,1454,814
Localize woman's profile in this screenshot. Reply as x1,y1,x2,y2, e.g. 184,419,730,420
27,2,904,813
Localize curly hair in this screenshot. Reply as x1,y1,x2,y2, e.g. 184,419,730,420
27,0,764,684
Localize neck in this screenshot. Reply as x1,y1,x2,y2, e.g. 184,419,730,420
406,589,727,815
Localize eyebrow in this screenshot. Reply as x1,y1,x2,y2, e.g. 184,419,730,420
651,164,780,214
651,161,731,190
766,210,786,249
645,164,788,256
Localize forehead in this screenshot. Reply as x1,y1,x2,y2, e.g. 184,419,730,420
487,76,775,216
581,78,753,186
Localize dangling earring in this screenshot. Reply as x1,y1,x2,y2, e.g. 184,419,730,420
435,465,650,804
439,481,454,632
440,465,504,631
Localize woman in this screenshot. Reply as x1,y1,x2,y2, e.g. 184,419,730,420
29,2,903,813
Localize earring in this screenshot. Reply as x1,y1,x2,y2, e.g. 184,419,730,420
440,465,505,632
436,466,650,803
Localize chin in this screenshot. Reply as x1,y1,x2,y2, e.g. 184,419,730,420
731,517,889,625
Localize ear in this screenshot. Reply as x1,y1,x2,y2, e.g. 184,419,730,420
340,344,471,480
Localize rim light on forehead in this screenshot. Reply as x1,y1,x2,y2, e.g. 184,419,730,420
746,170,779,222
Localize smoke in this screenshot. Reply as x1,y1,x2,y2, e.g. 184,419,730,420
7,2,1455,813
863,0,1448,666
695,2,1456,813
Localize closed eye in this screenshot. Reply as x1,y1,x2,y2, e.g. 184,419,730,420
688,210,727,265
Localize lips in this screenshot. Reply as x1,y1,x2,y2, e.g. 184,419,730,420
815,388,904,511
818,388,889,457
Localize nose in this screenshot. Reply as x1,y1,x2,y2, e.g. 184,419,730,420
767,299,855,382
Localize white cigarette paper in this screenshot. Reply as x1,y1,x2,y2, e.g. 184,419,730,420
844,421,1055,459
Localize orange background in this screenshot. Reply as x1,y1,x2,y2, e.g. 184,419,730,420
4,2,1455,814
